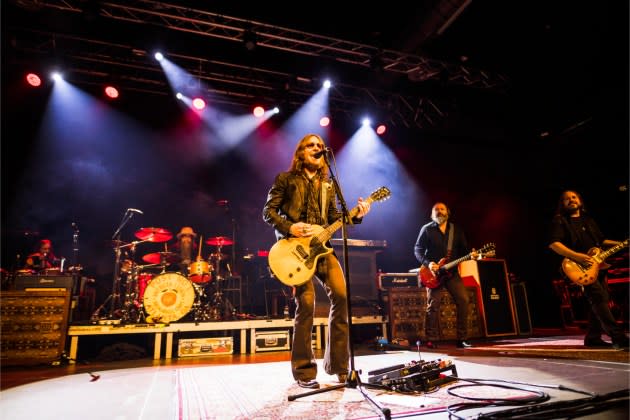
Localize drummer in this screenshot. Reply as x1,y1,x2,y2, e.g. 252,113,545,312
173,227,197,275
24,239,62,273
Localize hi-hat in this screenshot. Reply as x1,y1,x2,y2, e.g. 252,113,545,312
142,252,180,264
206,236,233,246
135,227,173,242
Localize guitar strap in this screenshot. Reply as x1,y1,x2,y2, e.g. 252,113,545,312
321,181,331,222
446,223,455,260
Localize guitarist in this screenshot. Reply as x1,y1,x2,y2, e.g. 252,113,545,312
549,190,629,349
262,133,371,389
414,202,475,349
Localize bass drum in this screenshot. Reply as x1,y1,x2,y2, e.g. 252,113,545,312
142,272,195,323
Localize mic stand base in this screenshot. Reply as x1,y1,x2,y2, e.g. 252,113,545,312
287,370,391,419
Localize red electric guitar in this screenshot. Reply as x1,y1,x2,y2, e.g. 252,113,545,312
418,243,495,289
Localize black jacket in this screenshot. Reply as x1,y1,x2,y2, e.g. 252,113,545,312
262,171,361,241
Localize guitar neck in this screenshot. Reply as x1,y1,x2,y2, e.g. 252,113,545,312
442,252,474,271
598,239,629,261
315,200,370,244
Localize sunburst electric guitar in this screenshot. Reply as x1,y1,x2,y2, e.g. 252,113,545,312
268,186,391,286
562,239,629,286
418,243,496,289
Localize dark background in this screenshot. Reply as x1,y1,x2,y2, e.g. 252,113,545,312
2,1,628,327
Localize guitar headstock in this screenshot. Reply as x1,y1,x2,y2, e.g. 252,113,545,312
479,242,496,255
368,186,391,203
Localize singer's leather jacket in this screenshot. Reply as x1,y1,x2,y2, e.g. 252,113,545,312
262,171,361,241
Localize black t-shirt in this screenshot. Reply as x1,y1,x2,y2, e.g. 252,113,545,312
549,213,604,253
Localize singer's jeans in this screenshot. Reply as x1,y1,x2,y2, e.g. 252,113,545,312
291,254,349,381
425,273,470,341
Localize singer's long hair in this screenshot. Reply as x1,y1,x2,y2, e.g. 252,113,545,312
288,133,329,180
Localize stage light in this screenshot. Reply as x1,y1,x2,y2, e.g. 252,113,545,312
104,85,119,99
192,97,206,110
154,52,164,61
361,117,371,126
176,92,183,100
243,30,257,51
51,72,63,81
272,107,280,114
26,73,42,87
323,80,332,89
253,106,265,117
320,116,330,127
376,124,387,135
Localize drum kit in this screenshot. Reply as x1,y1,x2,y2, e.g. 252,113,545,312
93,227,236,324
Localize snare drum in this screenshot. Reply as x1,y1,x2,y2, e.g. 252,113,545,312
189,260,211,284
143,272,195,323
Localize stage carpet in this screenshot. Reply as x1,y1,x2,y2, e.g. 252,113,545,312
1,343,628,420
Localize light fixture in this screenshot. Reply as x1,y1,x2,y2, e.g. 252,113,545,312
243,30,257,51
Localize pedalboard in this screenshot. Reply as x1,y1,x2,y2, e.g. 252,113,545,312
367,359,458,392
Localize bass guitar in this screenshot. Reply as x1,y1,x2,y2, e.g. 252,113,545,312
562,239,629,286
268,186,391,286
418,242,496,289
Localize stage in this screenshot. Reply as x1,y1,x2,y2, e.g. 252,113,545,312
1,333,628,419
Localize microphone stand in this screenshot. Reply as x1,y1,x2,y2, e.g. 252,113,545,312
71,223,80,297
92,210,136,322
287,150,390,419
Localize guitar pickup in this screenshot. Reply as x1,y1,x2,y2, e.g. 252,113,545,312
293,245,309,260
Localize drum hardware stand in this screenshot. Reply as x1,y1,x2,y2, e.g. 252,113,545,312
92,209,143,324
287,149,391,419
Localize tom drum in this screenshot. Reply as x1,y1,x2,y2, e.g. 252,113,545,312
189,260,212,284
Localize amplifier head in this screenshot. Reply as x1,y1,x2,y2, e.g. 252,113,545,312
378,272,420,290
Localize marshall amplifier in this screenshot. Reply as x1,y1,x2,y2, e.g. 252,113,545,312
14,275,75,291
378,273,420,290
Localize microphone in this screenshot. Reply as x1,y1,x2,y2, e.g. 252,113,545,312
127,208,144,214
313,147,331,158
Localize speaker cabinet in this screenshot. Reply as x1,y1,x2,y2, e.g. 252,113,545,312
461,259,516,337
384,286,483,342
1,290,71,365
511,282,532,335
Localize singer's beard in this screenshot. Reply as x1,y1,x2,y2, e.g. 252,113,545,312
432,215,448,224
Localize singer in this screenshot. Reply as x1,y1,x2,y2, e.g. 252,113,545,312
24,239,61,274
262,133,371,389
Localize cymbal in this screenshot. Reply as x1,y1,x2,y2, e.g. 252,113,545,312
142,252,180,264
206,236,233,246
135,227,173,242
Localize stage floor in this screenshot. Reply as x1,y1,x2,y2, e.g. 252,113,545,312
1,333,628,419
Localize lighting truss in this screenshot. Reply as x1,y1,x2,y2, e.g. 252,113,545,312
9,28,452,129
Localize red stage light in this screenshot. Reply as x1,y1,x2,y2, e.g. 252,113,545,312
26,73,42,87
319,116,330,127
376,124,387,135
104,86,119,99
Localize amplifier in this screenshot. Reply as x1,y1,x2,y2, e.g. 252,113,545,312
1,290,71,365
14,275,75,291
378,273,420,290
